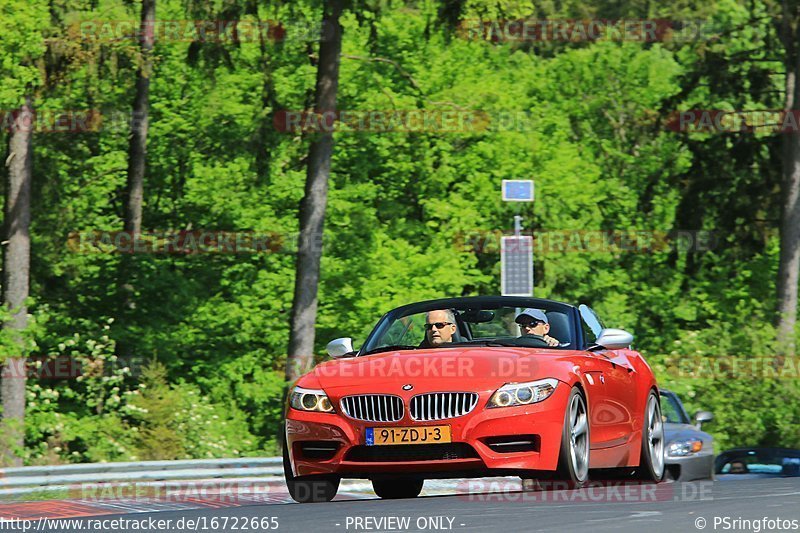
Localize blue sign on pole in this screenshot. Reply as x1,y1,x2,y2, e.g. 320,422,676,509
502,180,534,202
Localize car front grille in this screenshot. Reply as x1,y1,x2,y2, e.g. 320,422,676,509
410,392,479,421
340,394,404,422
344,443,480,462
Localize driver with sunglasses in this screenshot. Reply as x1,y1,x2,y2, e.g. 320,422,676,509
515,308,560,347
421,309,458,347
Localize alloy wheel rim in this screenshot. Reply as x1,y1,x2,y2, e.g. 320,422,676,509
568,393,589,482
647,394,665,478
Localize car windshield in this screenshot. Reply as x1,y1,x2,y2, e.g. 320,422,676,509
660,393,690,424
362,303,575,353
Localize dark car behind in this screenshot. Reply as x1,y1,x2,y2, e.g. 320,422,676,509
716,448,800,480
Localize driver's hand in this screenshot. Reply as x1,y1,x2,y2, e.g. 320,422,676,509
543,335,559,347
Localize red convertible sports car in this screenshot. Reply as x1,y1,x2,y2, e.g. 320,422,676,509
283,296,665,502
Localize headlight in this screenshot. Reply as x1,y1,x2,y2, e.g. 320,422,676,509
667,439,703,457
290,387,334,413
488,378,558,408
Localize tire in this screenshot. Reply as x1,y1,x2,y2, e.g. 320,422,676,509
283,435,340,503
372,478,424,499
635,390,665,482
555,386,590,487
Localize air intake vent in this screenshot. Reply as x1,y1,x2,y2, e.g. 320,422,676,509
410,392,479,421
298,441,340,460
340,395,404,422
345,443,479,462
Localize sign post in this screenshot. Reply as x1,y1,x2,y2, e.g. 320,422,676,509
501,180,534,296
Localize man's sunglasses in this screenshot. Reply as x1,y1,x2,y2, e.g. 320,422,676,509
517,320,545,328
425,322,453,330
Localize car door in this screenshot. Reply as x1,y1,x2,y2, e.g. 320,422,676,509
579,305,636,448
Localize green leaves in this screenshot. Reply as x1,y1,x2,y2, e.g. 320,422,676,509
0,0,47,106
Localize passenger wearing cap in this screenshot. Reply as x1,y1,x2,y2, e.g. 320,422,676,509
515,308,560,347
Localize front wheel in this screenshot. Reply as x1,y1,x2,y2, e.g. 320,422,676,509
555,386,590,487
372,479,424,499
636,390,665,482
283,436,340,503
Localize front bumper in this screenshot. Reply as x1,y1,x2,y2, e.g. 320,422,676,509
665,452,714,481
285,383,569,478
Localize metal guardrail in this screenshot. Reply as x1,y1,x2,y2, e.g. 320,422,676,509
0,457,283,491
0,458,527,501
1,457,282,478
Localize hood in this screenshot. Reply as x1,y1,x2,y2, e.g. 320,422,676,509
664,422,713,444
306,346,583,395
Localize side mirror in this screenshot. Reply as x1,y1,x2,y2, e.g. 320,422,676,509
326,337,354,358
593,328,634,350
694,410,713,428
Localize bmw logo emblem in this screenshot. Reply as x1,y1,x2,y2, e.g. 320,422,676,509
402,384,413,391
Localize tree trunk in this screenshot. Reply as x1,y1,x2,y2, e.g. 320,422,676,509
124,0,155,236
117,0,155,344
1,97,34,466
254,15,280,186
286,0,344,382
778,19,800,356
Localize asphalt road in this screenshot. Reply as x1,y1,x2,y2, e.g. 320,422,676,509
31,478,800,533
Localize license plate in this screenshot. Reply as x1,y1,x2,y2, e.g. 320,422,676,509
366,426,451,446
